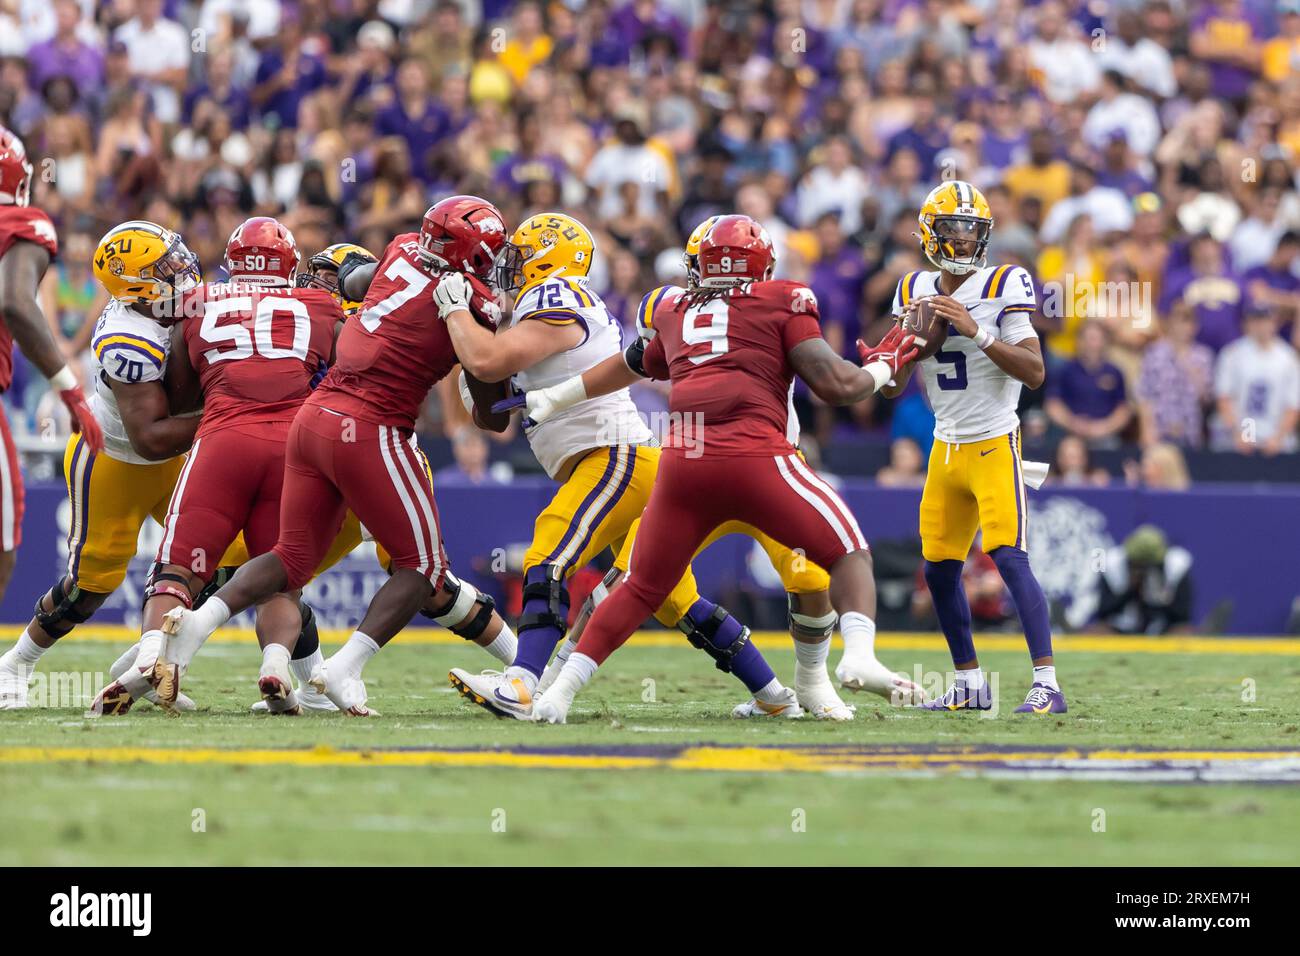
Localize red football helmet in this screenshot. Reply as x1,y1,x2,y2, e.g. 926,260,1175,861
417,195,507,281
225,216,299,286
0,126,34,207
695,214,775,288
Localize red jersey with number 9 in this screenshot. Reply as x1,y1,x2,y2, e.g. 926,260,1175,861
642,279,823,457
309,233,499,430
0,205,59,391
183,282,341,438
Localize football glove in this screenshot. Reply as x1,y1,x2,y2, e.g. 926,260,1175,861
432,272,472,320
491,376,587,426
59,384,104,454
857,325,919,378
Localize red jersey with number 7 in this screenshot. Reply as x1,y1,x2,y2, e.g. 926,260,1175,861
641,279,823,457
183,282,340,438
310,233,500,430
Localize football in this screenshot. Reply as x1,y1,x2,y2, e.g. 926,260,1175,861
900,296,948,360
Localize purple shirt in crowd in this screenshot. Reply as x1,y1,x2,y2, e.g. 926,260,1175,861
26,38,104,91
1047,358,1128,420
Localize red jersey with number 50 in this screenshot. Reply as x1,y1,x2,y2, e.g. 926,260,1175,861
183,282,340,438
310,233,499,430
643,280,823,457
0,205,59,391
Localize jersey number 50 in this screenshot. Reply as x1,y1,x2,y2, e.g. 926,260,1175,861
201,295,310,363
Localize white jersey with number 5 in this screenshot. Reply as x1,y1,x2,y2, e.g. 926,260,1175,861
510,275,653,478
892,263,1038,443
89,299,175,465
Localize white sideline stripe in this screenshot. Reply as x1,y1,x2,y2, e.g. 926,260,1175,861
392,428,443,581
0,419,13,551
377,425,429,575
158,437,201,564
788,454,868,549
774,454,854,553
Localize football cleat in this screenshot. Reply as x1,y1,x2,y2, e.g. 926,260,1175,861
532,692,570,724
92,633,166,716
0,657,32,710
308,662,374,716
1014,682,1068,715
835,653,926,705
918,681,994,711
793,679,855,721
143,690,194,711
258,655,301,716
448,668,534,720
732,686,806,719
251,682,337,713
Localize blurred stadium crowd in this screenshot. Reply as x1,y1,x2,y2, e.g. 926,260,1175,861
1,0,1299,485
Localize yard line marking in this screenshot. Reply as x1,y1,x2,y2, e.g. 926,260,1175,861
6,627,1298,656
1,744,1298,783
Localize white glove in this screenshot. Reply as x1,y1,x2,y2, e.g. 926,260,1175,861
432,272,472,320
457,369,475,416
524,376,587,425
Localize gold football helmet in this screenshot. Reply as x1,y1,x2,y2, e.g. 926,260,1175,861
495,212,594,295
683,215,722,290
298,242,376,315
92,221,201,305
916,180,993,275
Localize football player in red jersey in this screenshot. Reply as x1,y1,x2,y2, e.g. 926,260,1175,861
0,126,101,600
159,197,516,714
495,214,922,722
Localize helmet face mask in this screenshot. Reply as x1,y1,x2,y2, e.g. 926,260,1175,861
93,221,201,317
501,213,594,296
930,216,991,273
683,215,722,291
493,242,527,295
225,216,299,286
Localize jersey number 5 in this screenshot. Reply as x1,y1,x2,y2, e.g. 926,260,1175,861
201,296,310,363
682,299,729,365
935,348,968,390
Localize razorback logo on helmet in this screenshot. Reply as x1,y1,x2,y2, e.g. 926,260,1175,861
478,215,505,235
0,125,35,206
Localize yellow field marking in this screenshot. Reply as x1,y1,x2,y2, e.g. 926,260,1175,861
4,625,1296,656
0,744,1296,774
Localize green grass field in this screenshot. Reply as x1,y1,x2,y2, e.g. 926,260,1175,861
1,630,1298,865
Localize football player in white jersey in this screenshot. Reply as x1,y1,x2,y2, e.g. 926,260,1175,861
881,181,1066,714
442,213,818,720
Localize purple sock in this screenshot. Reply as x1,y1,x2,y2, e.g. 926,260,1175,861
684,598,776,694
990,546,1053,661
923,559,977,667
512,567,570,678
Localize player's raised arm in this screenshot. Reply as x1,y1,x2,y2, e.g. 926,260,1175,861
790,326,919,406
336,250,379,305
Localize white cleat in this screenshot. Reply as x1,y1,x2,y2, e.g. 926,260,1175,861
532,693,569,724
308,662,374,716
251,682,337,713
731,686,805,719
91,634,163,716
835,653,925,705
257,655,301,715
0,656,32,710
794,680,856,721
448,668,534,720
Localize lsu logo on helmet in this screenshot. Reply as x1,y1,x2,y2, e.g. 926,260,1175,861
917,180,993,276
92,220,201,312
496,213,594,295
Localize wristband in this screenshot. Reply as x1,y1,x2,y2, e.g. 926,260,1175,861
549,375,588,411
863,361,893,392
48,366,77,392
973,328,995,351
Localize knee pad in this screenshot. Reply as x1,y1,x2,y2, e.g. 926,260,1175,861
34,578,106,639
293,602,320,660
678,601,750,673
143,563,194,610
194,565,237,611
519,565,570,637
789,599,837,640
424,571,496,641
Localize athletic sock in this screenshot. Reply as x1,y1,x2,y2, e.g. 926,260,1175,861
955,666,985,690
1033,664,1059,690
793,638,831,686
923,559,977,666
684,598,775,695
754,677,785,705
990,546,1054,661
546,651,598,704
505,665,540,692
108,642,139,680
262,643,290,669
8,633,46,667
332,631,379,677
482,624,517,665
839,611,877,658
190,596,231,638
290,648,324,686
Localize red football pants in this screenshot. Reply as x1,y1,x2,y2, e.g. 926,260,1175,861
156,427,287,580
0,405,23,552
575,450,869,664
273,404,446,590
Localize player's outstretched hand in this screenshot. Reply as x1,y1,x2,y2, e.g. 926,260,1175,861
60,384,104,454
432,272,473,320
491,377,587,425
857,325,919,376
